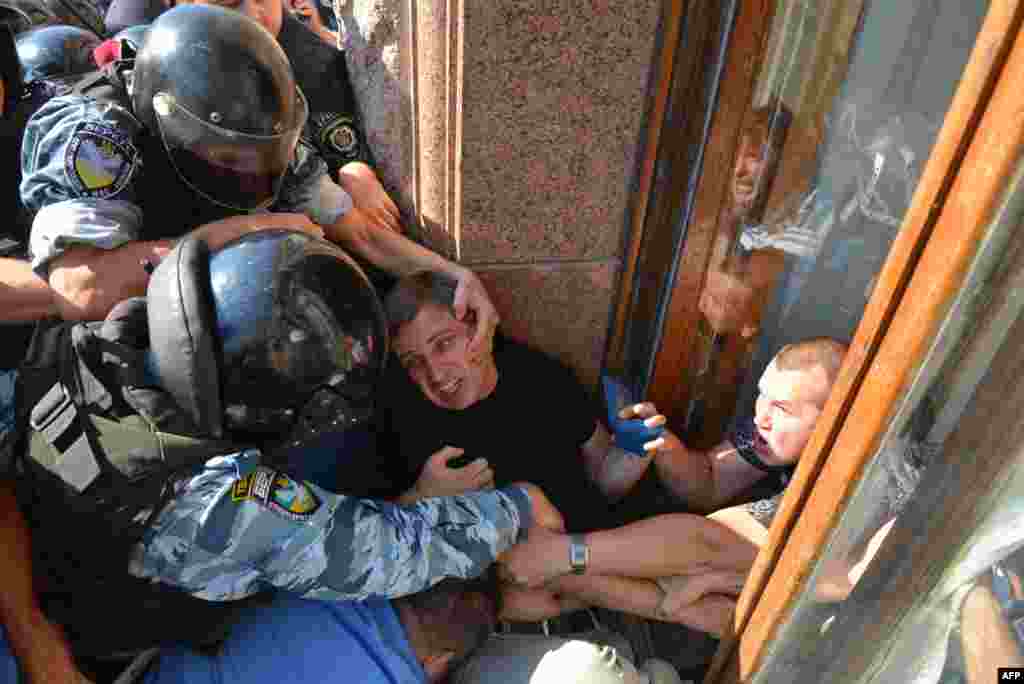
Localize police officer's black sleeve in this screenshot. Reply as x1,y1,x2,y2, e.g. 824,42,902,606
278,14,374,178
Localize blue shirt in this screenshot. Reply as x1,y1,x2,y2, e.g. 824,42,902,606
145,596,425,684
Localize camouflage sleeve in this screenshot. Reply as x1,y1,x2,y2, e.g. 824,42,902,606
275,141,353,227
21,95,145,274
130,454,532,602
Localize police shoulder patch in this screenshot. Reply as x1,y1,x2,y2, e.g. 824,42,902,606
64,121,139,199
319,116,359,155
232,467,320,521
269,473,321,520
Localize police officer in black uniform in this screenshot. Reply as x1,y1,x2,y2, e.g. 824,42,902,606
19,4,496,332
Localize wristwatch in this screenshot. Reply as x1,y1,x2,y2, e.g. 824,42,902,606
569,533,590,575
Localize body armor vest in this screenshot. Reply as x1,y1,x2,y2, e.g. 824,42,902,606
14,299,259,657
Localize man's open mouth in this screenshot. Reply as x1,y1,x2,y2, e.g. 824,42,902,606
436,378,462,397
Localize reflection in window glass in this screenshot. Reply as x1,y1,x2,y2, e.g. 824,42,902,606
687,0,988,450
748,26,1024,684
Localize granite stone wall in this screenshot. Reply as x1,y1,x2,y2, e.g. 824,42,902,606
336,0,662,386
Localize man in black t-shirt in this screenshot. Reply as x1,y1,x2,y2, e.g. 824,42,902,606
377,272,764,638
378,272,667,534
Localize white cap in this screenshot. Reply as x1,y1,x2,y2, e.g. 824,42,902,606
528,641,648,684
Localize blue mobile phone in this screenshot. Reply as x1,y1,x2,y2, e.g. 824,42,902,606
601,373,665,456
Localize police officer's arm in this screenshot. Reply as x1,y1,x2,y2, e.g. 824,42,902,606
336,162,400,234
45,214,322,321
134,464,560,601
0,259,58,322
0,482,91,683
322,208,499,356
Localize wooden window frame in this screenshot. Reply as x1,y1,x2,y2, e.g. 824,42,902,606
701,2,1024,681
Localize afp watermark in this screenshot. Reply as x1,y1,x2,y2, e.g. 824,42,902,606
1000,668,1024,680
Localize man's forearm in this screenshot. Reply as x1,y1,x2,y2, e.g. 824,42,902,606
551,573,736,637
551,574,664,621
325,209,459,277
652,443,719,512
583,513,758,579
961,582,1024,684
0,259,57,322
583,426,653,501
0,482,82,682
47,241,173,321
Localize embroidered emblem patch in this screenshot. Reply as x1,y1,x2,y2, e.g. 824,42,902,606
65,122,138,199
269,474,320,520
231,474,254,501
231,469,274,503
232,468,320,521
320,117,358,155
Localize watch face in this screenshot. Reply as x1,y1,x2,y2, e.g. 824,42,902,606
570,536,588,574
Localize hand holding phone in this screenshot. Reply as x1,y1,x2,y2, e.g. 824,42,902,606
602,373,665,456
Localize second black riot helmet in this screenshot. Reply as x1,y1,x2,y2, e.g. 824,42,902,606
147,230,388,447
131,5,308,211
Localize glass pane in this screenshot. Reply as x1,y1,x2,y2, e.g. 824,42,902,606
749,57,1024,684
684,0,989,448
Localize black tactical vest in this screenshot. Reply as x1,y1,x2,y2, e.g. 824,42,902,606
14,299,257,657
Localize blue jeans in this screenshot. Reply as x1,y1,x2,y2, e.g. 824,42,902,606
0,625,22,683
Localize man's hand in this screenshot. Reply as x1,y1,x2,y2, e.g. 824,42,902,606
337,162,401,234
499,525,570,589
407,447,494,500
617,402,672,454
514,482,565,533
656,570,747,620
499,484,568,587
451,267,499,362
499,584,583,622
699,268,759,337
288,0,338,45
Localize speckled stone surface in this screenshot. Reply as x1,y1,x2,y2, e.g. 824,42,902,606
477,260,618,388
335,0,417,230
339,0,662,382
460,1,660,263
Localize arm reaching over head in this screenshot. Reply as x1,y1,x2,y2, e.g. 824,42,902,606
46,214,323,322
0,259,57,322
324,209,499,358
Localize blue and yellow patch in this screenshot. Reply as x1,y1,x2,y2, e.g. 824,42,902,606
231,468,320,521
64,122,139,199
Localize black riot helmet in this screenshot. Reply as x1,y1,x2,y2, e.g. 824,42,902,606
15,24,99,85
132,5,308,211
147,230,388,449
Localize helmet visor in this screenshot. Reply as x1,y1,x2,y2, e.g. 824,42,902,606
153,86,308,211
213,233,387,443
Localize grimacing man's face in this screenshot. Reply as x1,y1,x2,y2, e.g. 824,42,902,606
394,302,497,411
752,360,830,466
